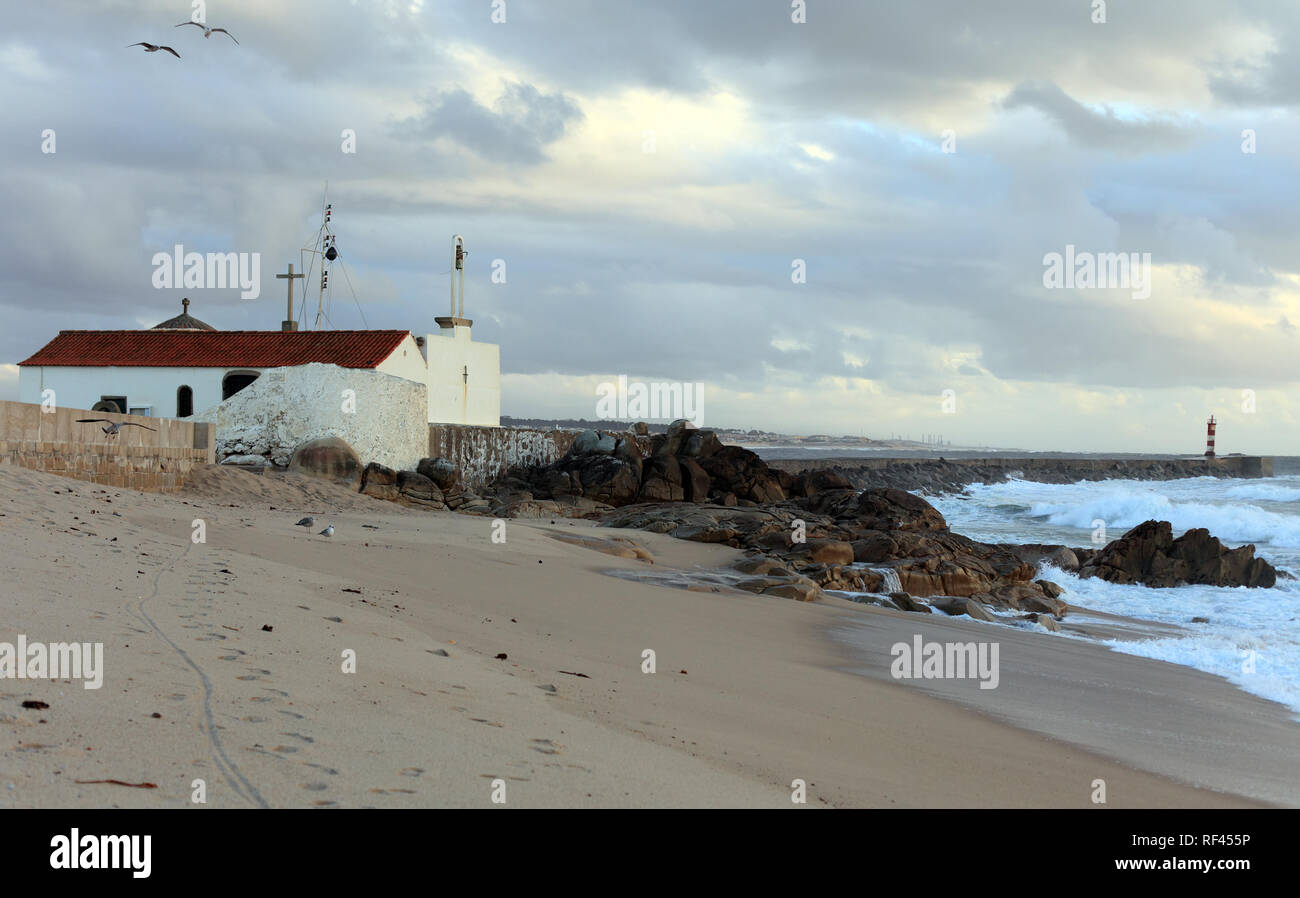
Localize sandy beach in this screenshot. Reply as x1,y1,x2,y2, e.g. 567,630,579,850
0,463,1292,808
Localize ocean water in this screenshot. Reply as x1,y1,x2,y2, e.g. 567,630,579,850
925,476,1300,715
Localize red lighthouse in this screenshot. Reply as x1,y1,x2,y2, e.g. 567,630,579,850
1205,415,1216,458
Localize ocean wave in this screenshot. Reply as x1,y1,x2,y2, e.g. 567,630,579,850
1035,565,1300,715
1028,491,1300,547
1222,483,1300,503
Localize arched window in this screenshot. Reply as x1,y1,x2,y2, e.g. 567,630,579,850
222,370,260,400
176,385,193,418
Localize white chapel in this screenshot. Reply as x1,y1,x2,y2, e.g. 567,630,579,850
17,249,500,430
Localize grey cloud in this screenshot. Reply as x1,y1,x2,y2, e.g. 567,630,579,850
1002,82,1193,153
392,82,583,164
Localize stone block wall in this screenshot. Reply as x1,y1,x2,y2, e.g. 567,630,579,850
0,400,213,493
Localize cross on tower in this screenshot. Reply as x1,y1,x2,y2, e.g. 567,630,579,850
276,263,305,332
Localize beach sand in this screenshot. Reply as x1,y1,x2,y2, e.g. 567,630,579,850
0,463,1292,808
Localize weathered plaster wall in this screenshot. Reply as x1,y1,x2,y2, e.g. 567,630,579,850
197,363,428,471
428,424,652,489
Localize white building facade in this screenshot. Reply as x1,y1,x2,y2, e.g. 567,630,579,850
17,299,501,428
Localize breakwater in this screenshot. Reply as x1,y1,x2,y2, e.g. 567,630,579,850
764,455,1272,494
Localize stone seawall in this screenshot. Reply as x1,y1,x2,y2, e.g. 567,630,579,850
765,455,1273,494
0,399,214,493
0,440,210,491
429,424,653,489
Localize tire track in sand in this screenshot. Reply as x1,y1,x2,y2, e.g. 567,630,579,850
125,540,268,808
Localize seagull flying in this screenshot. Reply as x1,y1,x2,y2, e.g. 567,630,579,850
295,516,315,527
175,21,239,44
318,524,334,538
75,419,157,436
127,42,181,58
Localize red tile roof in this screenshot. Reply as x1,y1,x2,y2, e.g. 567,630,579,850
18,330,411,369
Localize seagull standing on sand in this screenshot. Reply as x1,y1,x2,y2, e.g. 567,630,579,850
127,42,181,58
175,21,239,43
295,516,315,527
318,524,334,538
75,419,156,436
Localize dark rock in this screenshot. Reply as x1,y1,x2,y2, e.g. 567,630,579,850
679,457,711,503
1079,519,1278,588
396,470,445,506
416,457,460,491
570,429,617,456
1046,546,1080,573
568,455,642,506
786,538,855,566
360,462,399,501
696,445,786,504
855,488,948,532
851,532,895,563
1031,613,1061,632
889,592,932,613
793,470,855,497
639,455,685,502
1035,579,1064,599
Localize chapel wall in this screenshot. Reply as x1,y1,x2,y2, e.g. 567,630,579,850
195,362,428,471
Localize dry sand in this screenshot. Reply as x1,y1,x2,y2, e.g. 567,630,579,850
0,463,1292,808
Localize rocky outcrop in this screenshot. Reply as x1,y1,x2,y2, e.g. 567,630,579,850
487,420,798,513
479,428,1074,616
1079,520,1278,588
599,487,1065,617
359,458,492,513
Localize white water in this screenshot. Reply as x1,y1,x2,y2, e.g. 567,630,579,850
928,476,1300,715
867,566,902,594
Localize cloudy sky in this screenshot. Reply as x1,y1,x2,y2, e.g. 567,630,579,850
4,0,1300,452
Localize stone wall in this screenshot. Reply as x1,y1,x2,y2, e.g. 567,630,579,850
428,424,653,489
0,399,213,492
196,363,428,472
0,441,209,491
